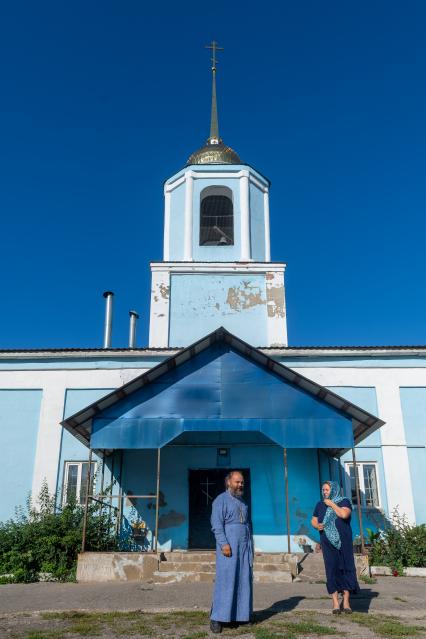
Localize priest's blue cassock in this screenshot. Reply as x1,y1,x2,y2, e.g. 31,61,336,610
210,490,253,623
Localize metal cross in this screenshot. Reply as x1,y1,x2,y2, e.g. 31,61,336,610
200,477,214,505
205,40,224,71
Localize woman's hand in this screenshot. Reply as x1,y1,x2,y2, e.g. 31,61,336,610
323,499,334,508
317,522,325,531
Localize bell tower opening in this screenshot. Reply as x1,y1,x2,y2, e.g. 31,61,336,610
200,186,234,246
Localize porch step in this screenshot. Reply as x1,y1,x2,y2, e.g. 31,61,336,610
296,552,326,582
153,570,215,584
154,551,295,584
159,561,215,573
254,570,293,583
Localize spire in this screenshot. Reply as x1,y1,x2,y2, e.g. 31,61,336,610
206,41,223,144
186,42,241,165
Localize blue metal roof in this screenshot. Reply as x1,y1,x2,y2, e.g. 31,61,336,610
61,327,385,456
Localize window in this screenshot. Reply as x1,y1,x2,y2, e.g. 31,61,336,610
200,186,234,246
63,461,96,506
345,462,380,508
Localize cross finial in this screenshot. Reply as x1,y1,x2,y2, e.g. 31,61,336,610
205,40,224,72
205,41,223,142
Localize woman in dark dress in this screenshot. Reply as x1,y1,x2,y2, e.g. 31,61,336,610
311,480,359,614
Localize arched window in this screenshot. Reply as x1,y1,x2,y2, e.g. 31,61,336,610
200,186,234,246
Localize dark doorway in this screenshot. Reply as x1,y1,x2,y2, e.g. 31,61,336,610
188,468,251,549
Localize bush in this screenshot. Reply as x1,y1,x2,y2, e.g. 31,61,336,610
0,481,120,583
368,508,426,572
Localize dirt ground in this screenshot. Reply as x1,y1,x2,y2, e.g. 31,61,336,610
0,577,425,638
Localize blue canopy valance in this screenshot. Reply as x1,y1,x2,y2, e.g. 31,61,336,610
62,328,384,456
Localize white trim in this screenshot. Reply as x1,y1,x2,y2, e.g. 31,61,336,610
163,191,171,261
240,174,250,261
165,168,269,193
264,190,271,262
183,172,194,261
62,460,97,506
1,343,426,360
164,175,185,193
344,460,382,509
149,269,171,348
150,262,286,274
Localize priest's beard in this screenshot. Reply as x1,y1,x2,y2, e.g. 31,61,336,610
229,487,244,497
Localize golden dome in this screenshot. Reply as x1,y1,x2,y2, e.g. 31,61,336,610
187,139,241,165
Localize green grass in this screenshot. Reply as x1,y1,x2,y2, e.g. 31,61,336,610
394,596,408,603
359,574,378,584
272,620,339,635
351,612,425,637
68,621,102,636
181,632,208,639
25,632,66,639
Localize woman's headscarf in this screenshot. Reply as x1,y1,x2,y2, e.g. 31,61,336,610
322,481,346,549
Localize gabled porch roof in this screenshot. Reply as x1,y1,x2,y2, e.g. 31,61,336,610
61,328,385,457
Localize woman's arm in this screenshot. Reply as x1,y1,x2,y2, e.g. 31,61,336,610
323,499,351,519
311,516,324,531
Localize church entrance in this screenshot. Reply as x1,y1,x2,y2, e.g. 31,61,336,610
188,468,251,549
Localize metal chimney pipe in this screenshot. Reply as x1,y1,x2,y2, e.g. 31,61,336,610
128,310,139,348
102,291,114,348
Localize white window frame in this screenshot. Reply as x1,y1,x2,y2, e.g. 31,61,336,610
62,461,97,506
344,461,381,509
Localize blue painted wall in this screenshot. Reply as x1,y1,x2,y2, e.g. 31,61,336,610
400,387,426,446
328,387,389,534
407,448,426,524
56,388,114,503
119,445,321,552
192,177,241,262
249,182,266,261
400,387,426,523
168,273,268,346
0,389,42,522
168,182,185,260
165,164,269,263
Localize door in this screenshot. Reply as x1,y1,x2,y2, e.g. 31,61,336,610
188,468,251,549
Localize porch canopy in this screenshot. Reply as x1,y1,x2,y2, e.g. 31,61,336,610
62,328,384,457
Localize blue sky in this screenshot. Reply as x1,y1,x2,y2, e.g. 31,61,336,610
1,1,425,349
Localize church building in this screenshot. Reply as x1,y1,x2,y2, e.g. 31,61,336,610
1,48,425,575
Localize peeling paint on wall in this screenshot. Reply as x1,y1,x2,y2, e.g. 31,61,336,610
266,284,285,318
159,284,170,299
226,281,266,311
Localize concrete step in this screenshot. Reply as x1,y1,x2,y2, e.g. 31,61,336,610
296,553,326,581
153,571,215,584
159,560,292,573
161,552,216,562
161,552,295,564
154,569,293,585
158,561,215,573
254,570,293,583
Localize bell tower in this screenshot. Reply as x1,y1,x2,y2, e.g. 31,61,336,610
149,43,287,348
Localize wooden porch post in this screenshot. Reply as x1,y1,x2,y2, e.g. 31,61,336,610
154,448,161,553
352,446,366,554
338,458,344,493
316,449,322,499
283,448,291,553
81,448,93,553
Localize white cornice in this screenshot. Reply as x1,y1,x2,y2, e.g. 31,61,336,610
1,345,426,360
150,261,286,273
164,168,269,194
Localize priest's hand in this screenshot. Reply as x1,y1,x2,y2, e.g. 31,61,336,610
221,544,232,557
